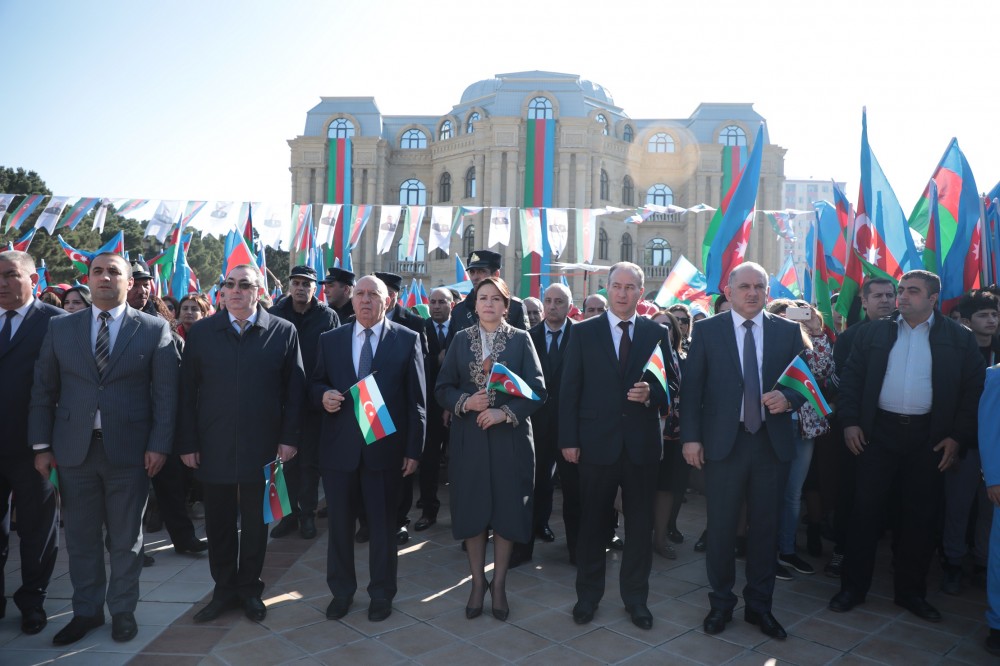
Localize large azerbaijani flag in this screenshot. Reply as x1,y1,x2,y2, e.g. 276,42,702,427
487,362,541,401
776,355,832,417
327,137,352,266
653,254,713,311
261,459,292,524
703,124,765,294
349,374,397,445
521,117,556,298
701,145,748,265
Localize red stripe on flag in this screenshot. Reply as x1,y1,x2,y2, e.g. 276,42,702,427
786,366,824,405
358,381,386,440
335,140,346,203
532,120,545,207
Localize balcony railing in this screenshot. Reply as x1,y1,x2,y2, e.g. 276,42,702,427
642,264,673,279
645,213,683,223
383,260,428,276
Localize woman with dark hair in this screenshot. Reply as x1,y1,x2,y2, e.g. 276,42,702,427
161,295,179,318
62,286,92,313
177,294,212,339
435,277,546,622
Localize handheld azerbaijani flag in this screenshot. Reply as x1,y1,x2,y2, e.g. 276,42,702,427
775,355,832,417
487,362,541,401
642,344,670,403
349,374,397,444
262,458,292,524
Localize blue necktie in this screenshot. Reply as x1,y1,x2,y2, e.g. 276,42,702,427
359,328,374,377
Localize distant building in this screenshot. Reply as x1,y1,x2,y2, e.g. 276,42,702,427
288,70,787,297
781,179,847,285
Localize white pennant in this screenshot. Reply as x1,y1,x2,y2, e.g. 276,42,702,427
316,204,343,246
546,208,569,258
34,196,70,233
376,205,401,255
488,207,511,247
428,206,454,255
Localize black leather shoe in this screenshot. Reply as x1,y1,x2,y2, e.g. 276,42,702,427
269,516,299,539
694,530,707,553
299,516,317,539
111,612,138,642
414,515,436,531
355,525,369,543
537,525,555,542
317,506,328,518
895,596,942,622
326,596,353,620
52,614,105,646
143,553,155,567
626,604,653,630
193,597,238,623
573,600,596,625
703,608,732,635
396,526,409,545
745,609,787,639
368,599,392,622
243,596,267,622
828,590,864,613
174,537,208,554
667,527,684,544
608,535,624,551
21,607,47,635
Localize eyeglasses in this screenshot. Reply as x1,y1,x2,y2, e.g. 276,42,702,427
223,281,255,291
676,317,690,324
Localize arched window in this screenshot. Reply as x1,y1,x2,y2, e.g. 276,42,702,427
646,183,674,207
527,96,553,120
596,114,608,135
719,125,747,146
396,236,426,262
600,170,609,201
647,132,675,153
620,233,633,262
439,120,453,141
399,179,426,205
400,129,427,149
466,112,480,134
623,124,634,143
622,175,635,206
463,225,476,258
598,228,609,260
464,167,477,199
439,172,452,202
327,118,355,139
644,237,672,267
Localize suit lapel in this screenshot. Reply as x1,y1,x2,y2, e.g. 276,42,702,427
372,320,396,373
626,318,657,380
76,310,100,378
761,312,785,388
1,302,39,359
106,308,141,376
724,311,742,376
597,313,619,370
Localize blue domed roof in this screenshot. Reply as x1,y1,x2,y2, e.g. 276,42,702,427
460,77,501,103
579,79,613,105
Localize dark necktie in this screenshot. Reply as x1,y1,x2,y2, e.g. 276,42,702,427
359,328,374,377
0,310,15,356
437,323,446,349
549,329,562,368
236,319,249,335
742,319,762,433
617,320,631,375
95,311,111,377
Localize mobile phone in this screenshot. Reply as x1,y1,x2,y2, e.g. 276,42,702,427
786,306,811,321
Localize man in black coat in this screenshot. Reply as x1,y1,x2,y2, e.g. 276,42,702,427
179,264,306,624
447,250,529,338
829,270,985,623
268,265,340,540
0,251,61,635
560,262,674,631
321,267,355,323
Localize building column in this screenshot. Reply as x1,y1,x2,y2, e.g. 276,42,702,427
505,152,518,207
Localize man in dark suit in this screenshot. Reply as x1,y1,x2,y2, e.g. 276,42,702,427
829,270,984,622
414,286,454,531
31,252,180,645
321,267,355,323
559,262,674,630
179,264,305,624
680,261,806,640
312,275,426,623
268,265,340,540
0,251,62,635
513,283,574,566
448,250,529,336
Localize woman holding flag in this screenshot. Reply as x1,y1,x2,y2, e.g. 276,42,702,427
435,277,546,622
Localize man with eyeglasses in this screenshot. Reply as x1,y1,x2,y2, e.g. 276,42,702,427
179,264,306,624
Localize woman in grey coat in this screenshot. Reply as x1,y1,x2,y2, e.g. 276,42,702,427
436,277,546,622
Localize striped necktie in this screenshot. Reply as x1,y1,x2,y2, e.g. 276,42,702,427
95,311,111,376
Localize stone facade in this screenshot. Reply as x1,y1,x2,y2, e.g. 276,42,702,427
288,71,787,298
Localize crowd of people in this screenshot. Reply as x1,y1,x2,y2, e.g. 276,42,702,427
2,245,1000,657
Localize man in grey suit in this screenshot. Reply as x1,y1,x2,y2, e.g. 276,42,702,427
681,262,806,640
31,252,180,646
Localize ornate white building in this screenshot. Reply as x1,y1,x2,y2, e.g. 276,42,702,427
288,70,787,298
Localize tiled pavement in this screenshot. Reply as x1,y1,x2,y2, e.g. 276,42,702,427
1,489,993,665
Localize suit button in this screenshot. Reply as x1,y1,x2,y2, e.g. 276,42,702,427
98,386,104,391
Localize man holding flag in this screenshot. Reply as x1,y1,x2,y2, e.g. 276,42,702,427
178,264,306,624
311,275,425,623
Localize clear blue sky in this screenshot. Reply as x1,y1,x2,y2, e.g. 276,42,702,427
2,0,998,213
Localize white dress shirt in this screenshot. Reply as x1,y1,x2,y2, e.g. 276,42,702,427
352,319,385,376
544,319,568,352
228,310,258,335
92,302,129,428
607,311,638,360
0,297,34,339
878,313,933,414
730,309,765,422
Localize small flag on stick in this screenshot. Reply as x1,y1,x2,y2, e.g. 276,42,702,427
349,374,397,444
642,344,670,404
487,362,541,401
262,458,292,524
775,355,832,417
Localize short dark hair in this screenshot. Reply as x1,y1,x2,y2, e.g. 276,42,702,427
957,289,1000,320
65,285,93,307
861,277,895,298
91,252,131,277
899,270,941,296
713,294,728,314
